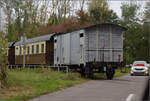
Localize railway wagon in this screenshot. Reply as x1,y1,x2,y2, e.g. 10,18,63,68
14,34,54,65
54,23,126,78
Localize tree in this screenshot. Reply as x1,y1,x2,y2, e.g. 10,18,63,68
121,1,149,64
79,0,85,11
88,0,108,24
102,10,119,24
143,1,150,62
49,0,72,24
120,1,140,26
88,0,119,24
144,1,150,22
76,10,90,25
0,31,8,88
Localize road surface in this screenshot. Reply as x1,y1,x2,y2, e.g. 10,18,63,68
29,75,148,101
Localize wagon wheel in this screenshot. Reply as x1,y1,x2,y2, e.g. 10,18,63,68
80,65,85,77
85,64,93,79
106,65,114,80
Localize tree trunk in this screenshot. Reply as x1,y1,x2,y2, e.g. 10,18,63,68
0,55,7,88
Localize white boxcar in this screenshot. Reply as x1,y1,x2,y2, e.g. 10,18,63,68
54,23,126,78
54,23,126,65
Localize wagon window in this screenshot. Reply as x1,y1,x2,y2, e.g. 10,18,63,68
54,39,57,43
80,33,84,37
41,44,44,53
27,46,30,54
32,45,34,54
36,44,39,54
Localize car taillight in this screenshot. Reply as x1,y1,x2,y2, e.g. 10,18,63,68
136,64,145,66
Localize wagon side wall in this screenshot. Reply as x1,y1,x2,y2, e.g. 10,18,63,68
84,25,123,63
54,30,85,66
46,39,54,65
8,46,15,65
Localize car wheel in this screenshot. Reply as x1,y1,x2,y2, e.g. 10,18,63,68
130,73,133,76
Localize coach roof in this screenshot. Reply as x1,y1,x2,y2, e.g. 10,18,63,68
15,34,54,46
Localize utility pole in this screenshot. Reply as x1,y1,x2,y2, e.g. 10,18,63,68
0,8,2,31
23,33,26,68
149,23,150,64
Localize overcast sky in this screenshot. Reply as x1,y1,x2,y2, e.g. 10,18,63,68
108,1,147,18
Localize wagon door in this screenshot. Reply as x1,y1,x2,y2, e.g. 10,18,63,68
63,34,71,64
80,33,84,64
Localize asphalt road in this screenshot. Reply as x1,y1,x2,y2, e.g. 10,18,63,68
29,75,148,101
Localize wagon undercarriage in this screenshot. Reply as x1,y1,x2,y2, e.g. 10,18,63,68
79,62,124,79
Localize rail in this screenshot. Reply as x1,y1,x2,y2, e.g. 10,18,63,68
7,65,69,73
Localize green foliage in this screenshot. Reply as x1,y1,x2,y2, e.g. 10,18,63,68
114,68,130,77
88,0,119,24
103,10,119,24
76,10,90,25
121,1,149,64
121,1,140,24
93,68,130,79
88,0,108,24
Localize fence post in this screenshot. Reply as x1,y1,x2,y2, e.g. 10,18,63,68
48,66,51,71
58,66,60,72
66,66,69,73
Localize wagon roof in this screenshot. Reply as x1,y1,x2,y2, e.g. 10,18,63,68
14,34,54,46
54,23,127,36
8,42,16,47
84,23,127,30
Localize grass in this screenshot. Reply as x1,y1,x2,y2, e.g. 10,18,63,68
0,67,130,101
114,67,130,77
0,68,87,101
94,67,130,79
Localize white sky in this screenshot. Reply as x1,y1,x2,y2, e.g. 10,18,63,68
108,1,147,18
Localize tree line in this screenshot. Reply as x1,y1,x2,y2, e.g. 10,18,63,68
0,0,119,41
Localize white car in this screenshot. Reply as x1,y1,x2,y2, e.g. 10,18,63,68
130,61,149,76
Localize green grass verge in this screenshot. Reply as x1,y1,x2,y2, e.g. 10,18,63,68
114,67,130,77
94,67,130,79
0,67,130,101
0,68,87,101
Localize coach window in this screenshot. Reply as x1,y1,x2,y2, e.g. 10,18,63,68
20,46,22,55
36,44,39,54
27,46,30,54
16,47,19,55
41,44,44,53
7,48,8,56
32,45,34,54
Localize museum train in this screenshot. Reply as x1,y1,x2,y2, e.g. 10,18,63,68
7,23,126,78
